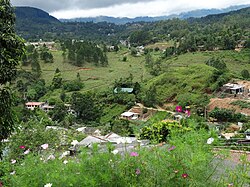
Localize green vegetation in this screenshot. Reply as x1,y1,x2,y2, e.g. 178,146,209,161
1,3,250,186
0,0,24,157
209,107,248,122
1,127,249,186
230,100,250,109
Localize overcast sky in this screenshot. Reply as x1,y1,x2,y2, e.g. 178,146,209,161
11,0,250,19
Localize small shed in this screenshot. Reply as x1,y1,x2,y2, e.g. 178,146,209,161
223,83,244,94
121,111,139,120
78,135,108,147
114,88,134,94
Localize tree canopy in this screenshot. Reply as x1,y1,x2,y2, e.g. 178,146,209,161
0,0,24,156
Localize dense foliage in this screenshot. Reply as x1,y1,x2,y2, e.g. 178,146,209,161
1,128,249,186
61,40,108,67
0,0,24,157
209,107,248,122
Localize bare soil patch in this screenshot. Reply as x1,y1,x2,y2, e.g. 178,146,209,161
208,98,250,115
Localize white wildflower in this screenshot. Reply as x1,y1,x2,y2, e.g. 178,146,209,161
44,183,52,187
207,137,214,144
41,144,49,150
111,149,119,155
11,159,16,164
23,149,30,155
71,140,79,146
59,151,70,159
47,155,55,160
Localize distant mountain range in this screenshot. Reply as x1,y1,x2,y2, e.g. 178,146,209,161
13,5,250,41
60,4,250,24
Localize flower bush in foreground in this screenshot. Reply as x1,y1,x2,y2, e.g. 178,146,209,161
1,129,249,186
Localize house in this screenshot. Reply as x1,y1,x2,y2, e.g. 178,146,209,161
42,104,54,112
223,83,245,94
25,102,45,110
26,41,56,50
114,87,134,94
120,111,139,120
78,135,108,147
77,132,146,149
25,102,54,112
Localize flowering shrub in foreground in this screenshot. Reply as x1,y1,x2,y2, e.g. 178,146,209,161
1,129,249,186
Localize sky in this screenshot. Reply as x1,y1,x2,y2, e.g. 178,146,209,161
11,0,250,19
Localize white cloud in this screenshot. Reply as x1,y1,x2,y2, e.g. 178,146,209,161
11,0,250,19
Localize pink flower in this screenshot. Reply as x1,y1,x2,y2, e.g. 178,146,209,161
135,168,141,175
11,159,17,164
24,149,30,155
19,145,25,149
41,144,49,150
47,155,55,160
130,152,139,157
175,106,182,113
185,110,191,117
168,146,176,151
182,173,188,179
0,181,3,187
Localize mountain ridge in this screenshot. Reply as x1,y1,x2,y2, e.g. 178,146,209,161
14,6,60,24
59,4,250,24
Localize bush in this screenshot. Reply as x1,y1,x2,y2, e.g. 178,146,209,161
63,80,84,92
241,69,249,79
1,130,229,187
140,121,192,143
209,107,247,122
7,117,60,160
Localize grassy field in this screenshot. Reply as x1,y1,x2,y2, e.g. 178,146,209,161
162,50,250,76
22,48,152,92
20,47,249,103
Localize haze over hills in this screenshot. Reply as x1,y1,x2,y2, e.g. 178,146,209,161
14,4,250,25
59,4,250,24
13,5,250,42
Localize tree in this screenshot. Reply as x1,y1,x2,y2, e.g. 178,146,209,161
71,92,102,123
51,68,63,89
0,0,24,157
205,57,227,72
31,49,41,77
50,103,68,123
143,85,157,107
40,44,53,63
241,69,249,79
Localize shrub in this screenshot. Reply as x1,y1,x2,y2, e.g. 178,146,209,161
2,130,226,187
7,117,60,159
209,107,247,122
140,121,192,143
241,69,249,79
63,80,84,92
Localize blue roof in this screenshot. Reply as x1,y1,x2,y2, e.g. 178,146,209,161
114,87,134,93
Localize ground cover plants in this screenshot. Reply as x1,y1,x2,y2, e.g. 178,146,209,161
1,127,249,187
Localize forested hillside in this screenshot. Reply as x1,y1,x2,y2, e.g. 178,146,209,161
15,6,250,45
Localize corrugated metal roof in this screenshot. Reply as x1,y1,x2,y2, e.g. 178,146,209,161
114,87,133,93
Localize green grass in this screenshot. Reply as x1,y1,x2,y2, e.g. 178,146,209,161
27,48,152,92
21,47,249,105
230,100,250,109
100,104,127,124
162,50,250,76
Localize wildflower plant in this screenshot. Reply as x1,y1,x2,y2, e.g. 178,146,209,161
0,129,244,187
